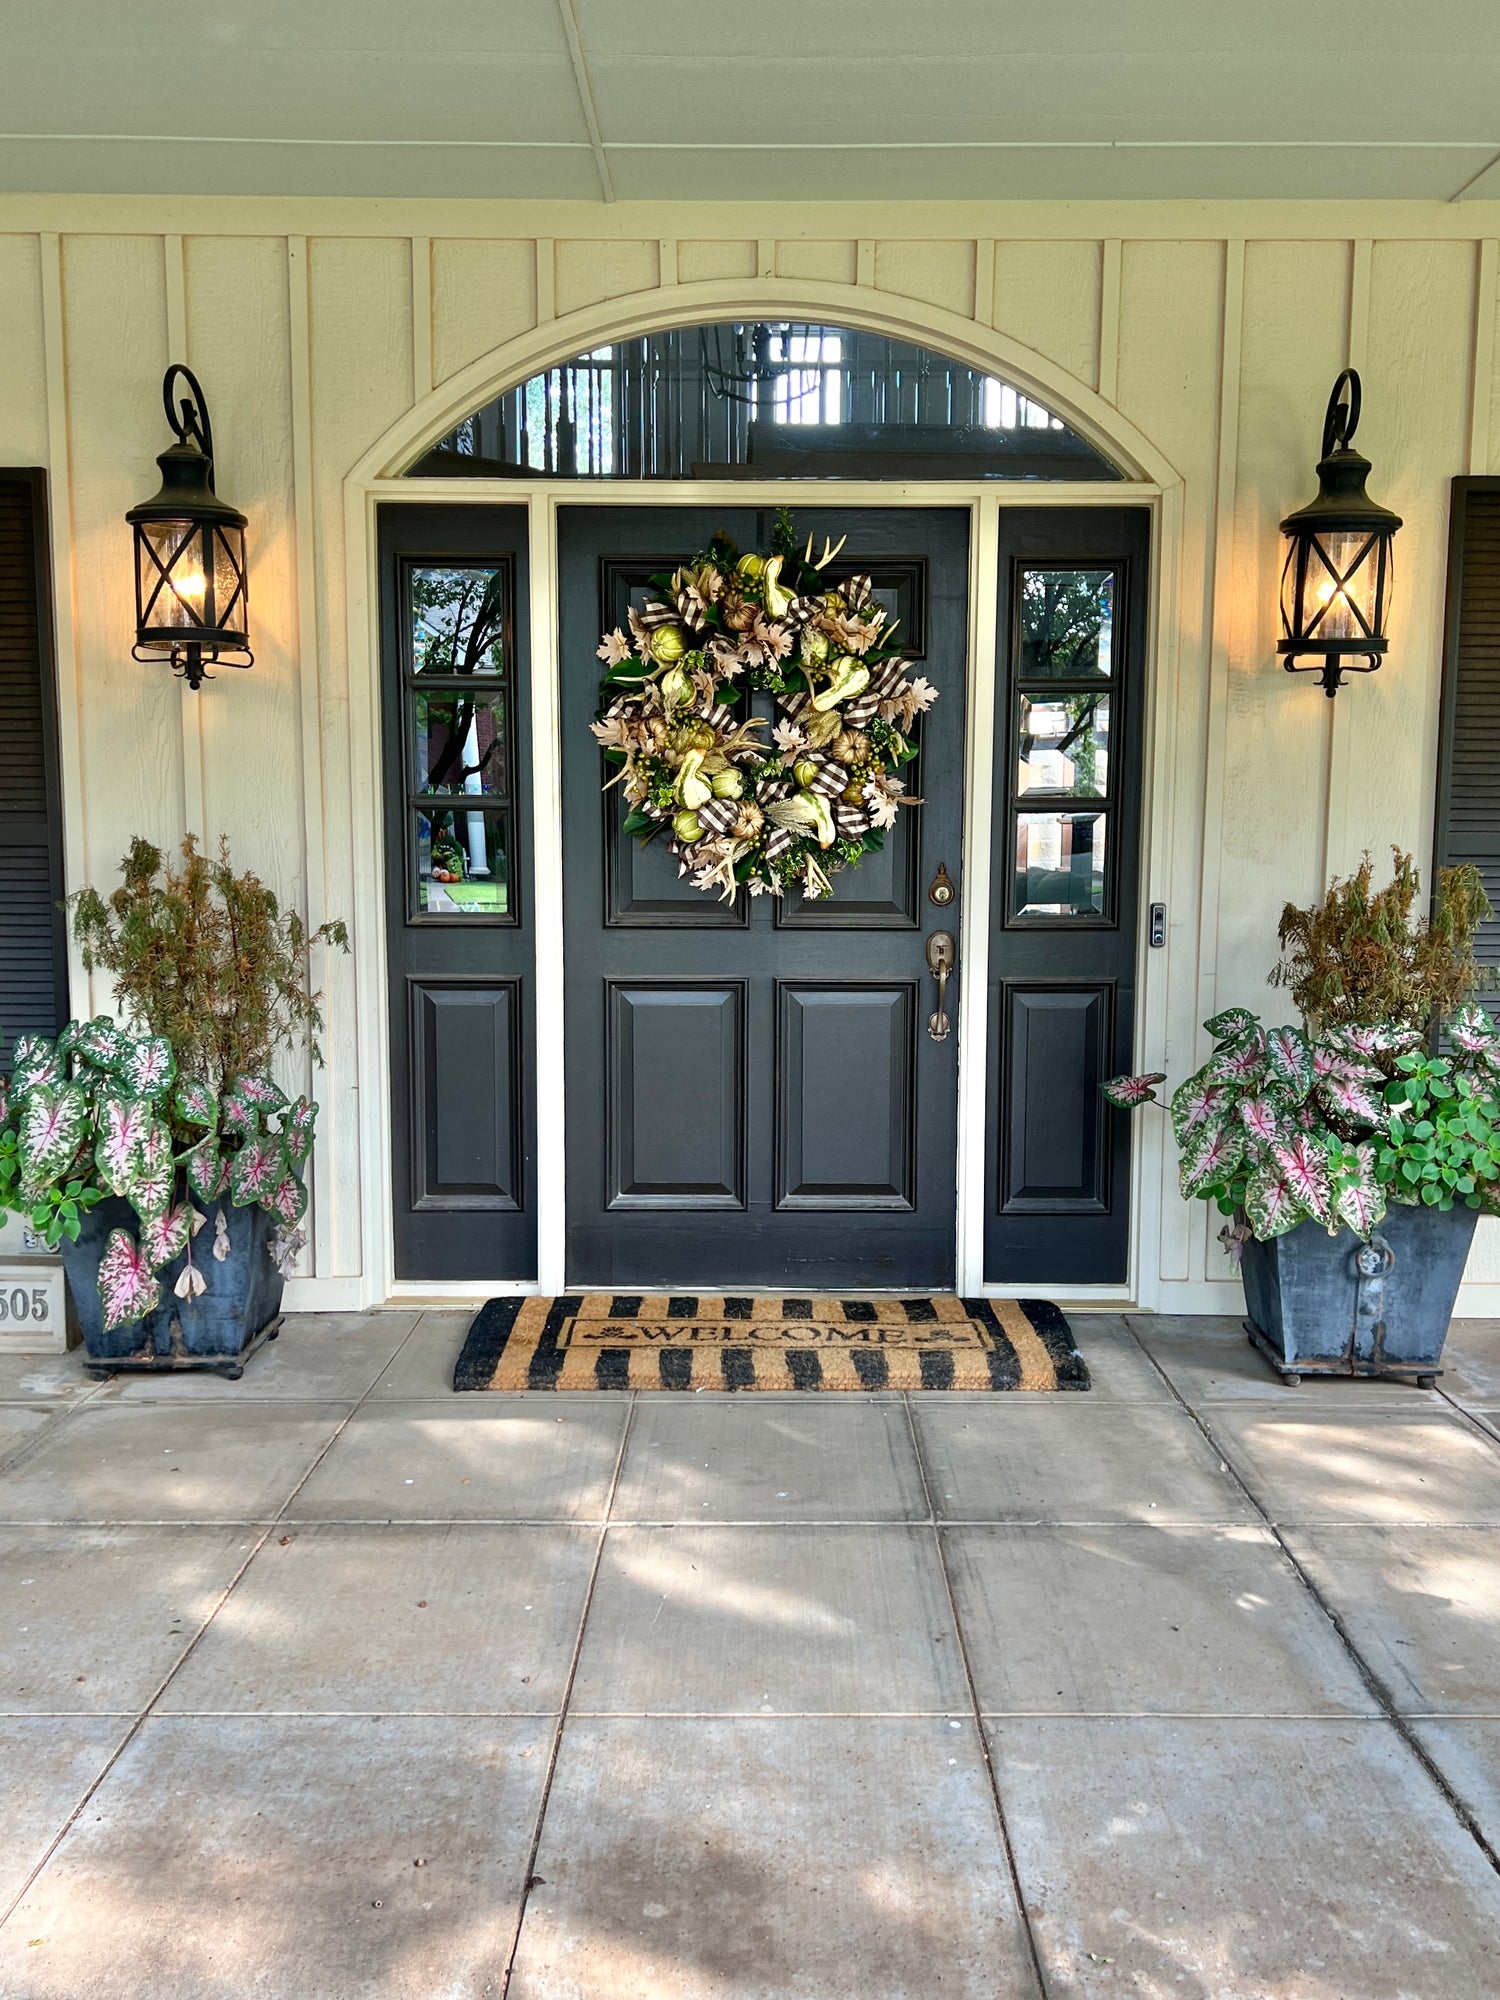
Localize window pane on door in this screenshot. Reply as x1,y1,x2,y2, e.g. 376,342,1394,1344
1013,810,1107,918
416,807,509,918
412,690,507,797
1020,569,1114,677
1018,692,1110,797
411,566,507,678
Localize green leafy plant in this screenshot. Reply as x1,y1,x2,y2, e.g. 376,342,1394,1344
68,836,348,1100
1271,847,1494,1034
1374,1011,1500,1211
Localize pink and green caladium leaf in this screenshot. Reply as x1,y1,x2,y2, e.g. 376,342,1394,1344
119,1121,175,1221
1271,1134,1333,1224
1206,1033,1267,1087
282,1096,318,1168
1170,1071,1229,1145
97,1228,160,1332
1203,1006,1259,1044
1238,1095,1285,1147
229,1073,289,1114
184,1135,228,1204
220,1092,260,1139
1317,1071,1387,1126
263,1172,309,1227
71,1016,131,1072
173,1077,219,1129
229,1134,291,1209
1244,1160,1305,1239
1263,1026,1313,1101
18,1083,90,1195
1451,1005,1498,1055
139,1201,193,1272
1101,1072,1166,1109
1179,1119,1247,1200
11,1034,62,1098
1333,1166,1387,1239
116,1035,176,1101
95,1093,154,1196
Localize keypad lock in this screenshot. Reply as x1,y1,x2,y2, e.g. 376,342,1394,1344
928,863,956,908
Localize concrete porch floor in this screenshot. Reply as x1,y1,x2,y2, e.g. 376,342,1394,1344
3,1314,1500,1997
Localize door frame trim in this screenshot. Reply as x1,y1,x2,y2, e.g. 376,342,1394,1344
353,477,1166,1306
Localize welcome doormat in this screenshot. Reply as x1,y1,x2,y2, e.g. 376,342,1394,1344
453,1294,1088,1393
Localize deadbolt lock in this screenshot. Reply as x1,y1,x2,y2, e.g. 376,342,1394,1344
928,862,956,908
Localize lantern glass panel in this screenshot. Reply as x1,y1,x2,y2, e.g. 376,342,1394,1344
137,520,207,637
212,524,247,633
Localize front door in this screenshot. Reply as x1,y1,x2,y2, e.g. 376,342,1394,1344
559,506,969,1289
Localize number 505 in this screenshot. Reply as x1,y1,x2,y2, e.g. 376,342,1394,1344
0,1286,50,1324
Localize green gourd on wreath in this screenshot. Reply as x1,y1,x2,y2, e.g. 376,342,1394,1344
590,509,938,903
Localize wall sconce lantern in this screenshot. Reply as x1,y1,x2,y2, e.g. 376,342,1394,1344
126,365,251,690
1278,368,1402,697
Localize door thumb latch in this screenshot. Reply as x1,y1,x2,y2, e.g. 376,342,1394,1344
926,931,956,1042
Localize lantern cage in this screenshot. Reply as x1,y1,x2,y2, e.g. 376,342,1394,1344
126,365,252,691
1278,369,1401,697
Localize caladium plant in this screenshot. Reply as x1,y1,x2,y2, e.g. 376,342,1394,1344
1,1016,320,1325
1104,1000,1500,1256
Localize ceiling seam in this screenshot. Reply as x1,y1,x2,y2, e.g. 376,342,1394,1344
553,0,615,203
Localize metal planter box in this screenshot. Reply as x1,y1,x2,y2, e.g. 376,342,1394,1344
59,1196,284,1380
1240,1201,1478,1386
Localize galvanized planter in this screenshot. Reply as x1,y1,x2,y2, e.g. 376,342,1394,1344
59,1195,284,1380
1240,1201,1478,1387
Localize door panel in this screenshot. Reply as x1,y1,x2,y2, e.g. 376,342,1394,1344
606,983,747,1207
985,509,1150,1282
561,506,969,1289
775,983,916,1208
380,506,537,1281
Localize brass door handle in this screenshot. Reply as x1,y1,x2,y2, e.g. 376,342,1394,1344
926,931,956,1042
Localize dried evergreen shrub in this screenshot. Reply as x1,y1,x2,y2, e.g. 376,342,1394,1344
69,837,349,1097
1271,847,1494,1034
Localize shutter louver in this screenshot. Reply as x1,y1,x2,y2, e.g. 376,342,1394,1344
0,472,67,1060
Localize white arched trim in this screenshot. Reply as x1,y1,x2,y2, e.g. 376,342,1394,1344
344,277,1182,493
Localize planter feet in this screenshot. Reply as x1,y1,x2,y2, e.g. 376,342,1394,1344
82,1314,283,1382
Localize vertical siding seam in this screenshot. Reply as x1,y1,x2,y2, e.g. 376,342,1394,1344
972,240,995,328
1469,239,1498,475
164,232,205,849
1098,240,1122,402
757,238,776,280
1195,237,1245,1277
657,238,677,287
409,237,433,402
38,230,92,1016
536,238,556,322
856,239,875,289
1323,238,1372,883
287,235,332,1281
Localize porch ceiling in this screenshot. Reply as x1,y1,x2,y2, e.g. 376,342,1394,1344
4,0,1500,206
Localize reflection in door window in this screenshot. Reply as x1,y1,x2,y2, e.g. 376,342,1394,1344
1013,811,1107,919
404,562,515,921
1020,569,1114,677
1017,693,1109,798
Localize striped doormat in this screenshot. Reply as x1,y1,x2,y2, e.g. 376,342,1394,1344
453,1293,1088,1392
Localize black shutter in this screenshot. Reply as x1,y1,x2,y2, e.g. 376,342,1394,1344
0,470,67,1060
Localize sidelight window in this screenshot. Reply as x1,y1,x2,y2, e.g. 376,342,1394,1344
402,562,516,921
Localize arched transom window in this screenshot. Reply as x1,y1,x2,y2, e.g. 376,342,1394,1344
407,321,1121,482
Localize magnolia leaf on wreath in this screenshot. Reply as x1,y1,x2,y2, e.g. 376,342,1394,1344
97,1229,161,1331
116,1035,176,1100
11,1034,62,1099
18,1083,90,1197
590,513,937,904
230,1134,291,1209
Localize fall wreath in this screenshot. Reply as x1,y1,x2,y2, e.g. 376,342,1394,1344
591,511,937,901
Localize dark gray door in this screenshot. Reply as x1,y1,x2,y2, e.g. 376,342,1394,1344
985,507,1150,1282
379,505,536,1281
560,506,969,1290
